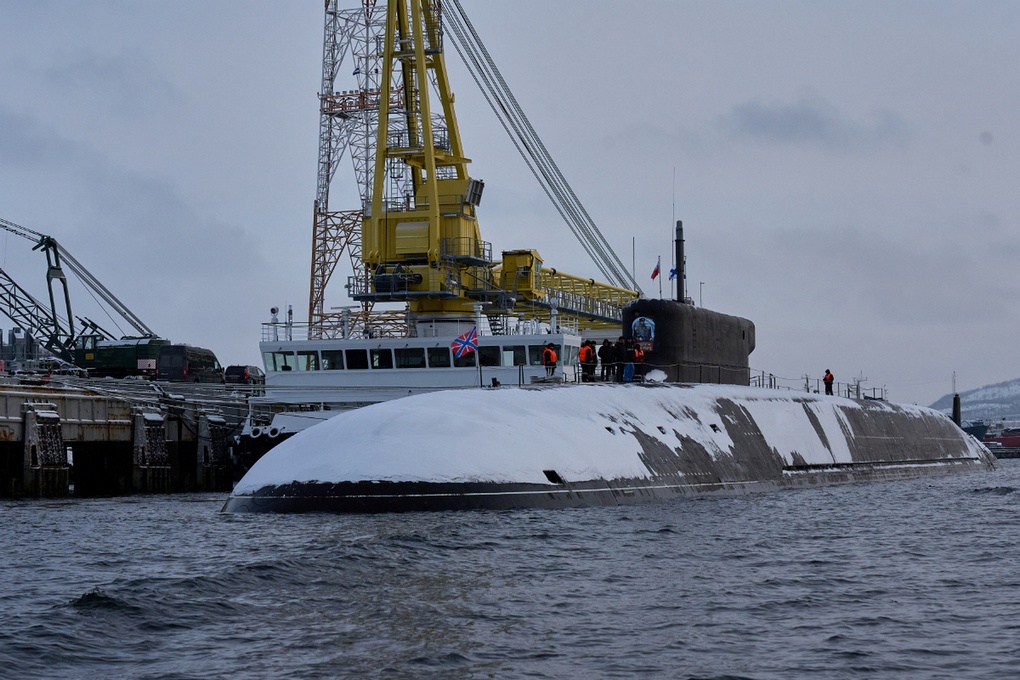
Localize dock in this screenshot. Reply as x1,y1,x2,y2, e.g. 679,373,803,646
987,446,1020,459
0,375,252,498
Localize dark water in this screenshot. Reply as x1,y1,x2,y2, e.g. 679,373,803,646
3,462,1020,680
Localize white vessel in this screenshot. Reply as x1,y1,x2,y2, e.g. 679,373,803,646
242,310,586,448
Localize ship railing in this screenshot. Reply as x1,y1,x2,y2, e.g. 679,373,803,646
749,370,887,400
371,190,472,215
262,322,314,342
538,270,637,324
263,314,584,343
441,237,491,265
347,262,459,302
263,320,413,342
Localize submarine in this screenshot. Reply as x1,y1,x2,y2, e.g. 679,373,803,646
223,381,995,513
223,221,996,514
220,3,999,514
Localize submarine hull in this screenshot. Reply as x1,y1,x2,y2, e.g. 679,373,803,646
223,383,996,514
222,460,989,513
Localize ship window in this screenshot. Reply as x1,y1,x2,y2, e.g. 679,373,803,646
321,350,344,370
264,351,296,372
427,347,451,368
563,345,578,366
478,346,500,367
345,349,369,370
296,351,319,371
503,345,526,366
370,348,393,369
395,347,426,368
453,350,476,368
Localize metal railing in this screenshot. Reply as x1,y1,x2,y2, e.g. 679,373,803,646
749,370,887,400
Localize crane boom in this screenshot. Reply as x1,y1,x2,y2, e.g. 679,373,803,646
50,244,155,337
0,216,157,362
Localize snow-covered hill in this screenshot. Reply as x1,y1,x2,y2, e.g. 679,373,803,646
930,378,1020,423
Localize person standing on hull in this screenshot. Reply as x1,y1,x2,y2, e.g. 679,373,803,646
613,337,626,382
598,339,612,381
542,343,558,378
622,339,637,382
824,369,835,395
579,341,597,382
578,341,589,382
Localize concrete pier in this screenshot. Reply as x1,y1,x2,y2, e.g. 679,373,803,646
0,378,248,498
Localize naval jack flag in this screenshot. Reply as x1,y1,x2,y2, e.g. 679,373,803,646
451,327,479,358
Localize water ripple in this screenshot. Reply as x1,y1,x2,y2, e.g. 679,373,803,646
2,465,1020,678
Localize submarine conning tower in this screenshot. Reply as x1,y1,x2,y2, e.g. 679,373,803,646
623,298,755,385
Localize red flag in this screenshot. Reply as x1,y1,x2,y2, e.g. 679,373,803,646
651,259,661,280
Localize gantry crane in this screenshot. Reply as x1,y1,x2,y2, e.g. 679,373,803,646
308,0,640,339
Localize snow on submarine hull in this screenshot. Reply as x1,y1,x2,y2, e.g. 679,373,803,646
222,383,997,513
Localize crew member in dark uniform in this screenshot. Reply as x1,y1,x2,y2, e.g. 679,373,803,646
598,339,612,382
613,337,626,382
823,369,834,395
623,339,637,382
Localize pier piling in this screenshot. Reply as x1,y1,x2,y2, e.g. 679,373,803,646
22,402,70,497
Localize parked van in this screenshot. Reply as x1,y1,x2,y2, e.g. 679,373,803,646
224,364,265,385
156,345,223,383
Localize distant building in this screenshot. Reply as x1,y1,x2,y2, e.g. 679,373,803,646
1,327,38,366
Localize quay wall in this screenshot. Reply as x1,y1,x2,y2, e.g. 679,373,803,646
0,381,246,498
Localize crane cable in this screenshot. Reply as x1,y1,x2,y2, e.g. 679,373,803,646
444,1,641,294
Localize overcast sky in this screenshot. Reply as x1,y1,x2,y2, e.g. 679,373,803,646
2,1,1018,407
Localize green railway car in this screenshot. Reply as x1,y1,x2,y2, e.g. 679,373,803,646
73,335,171,378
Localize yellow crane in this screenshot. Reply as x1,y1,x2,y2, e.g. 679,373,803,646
311,0,637,338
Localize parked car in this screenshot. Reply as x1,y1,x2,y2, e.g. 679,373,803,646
224,364,265,385
156,345,223,383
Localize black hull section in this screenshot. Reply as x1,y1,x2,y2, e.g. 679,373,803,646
222,457,991,513
233,432,295,482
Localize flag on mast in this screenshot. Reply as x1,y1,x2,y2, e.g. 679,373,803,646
451,327,479,358
651,257,661,280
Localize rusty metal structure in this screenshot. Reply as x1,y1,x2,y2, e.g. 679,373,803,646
309,1,388,339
